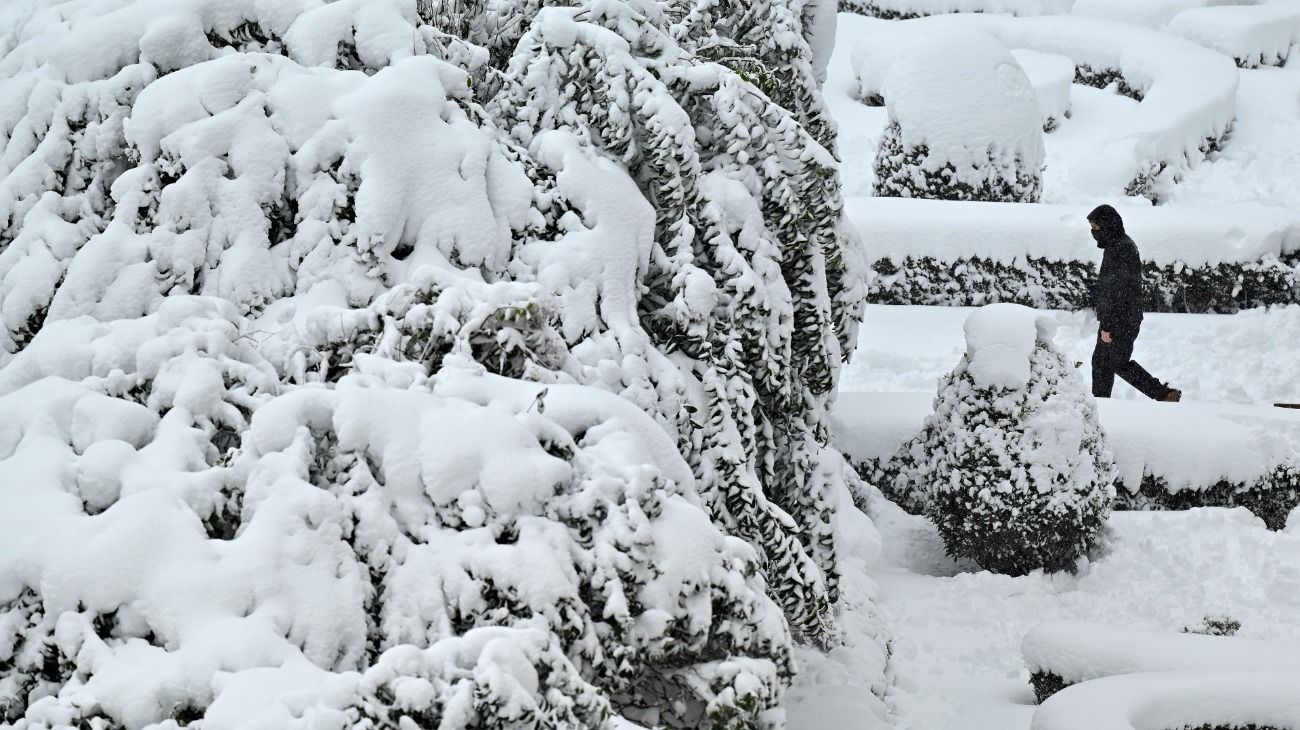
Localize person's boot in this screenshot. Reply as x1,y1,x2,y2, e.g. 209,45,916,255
1162,388,1182,402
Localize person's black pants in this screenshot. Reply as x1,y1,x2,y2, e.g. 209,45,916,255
1091,326,1169,399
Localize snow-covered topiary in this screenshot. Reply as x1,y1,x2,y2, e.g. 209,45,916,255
872,26,1044,203
918,305,1116,575
0,0,873,725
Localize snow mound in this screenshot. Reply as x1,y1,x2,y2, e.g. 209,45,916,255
1011,49,1074,131
847,197,1300,266
881,25,1044,184
1169,5,1300,68
962,304,1058,390
1031,669,1300,730
1022,620,1300,685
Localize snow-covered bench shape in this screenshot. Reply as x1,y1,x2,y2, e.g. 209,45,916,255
848,197,1300,313
1021,620,1300,701
1030,670,1300,730
1169,5,1300,68
832,390,1300,528
1011,49,1074,131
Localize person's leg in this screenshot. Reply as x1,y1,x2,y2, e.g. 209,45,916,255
1091,329,1118,397
1112,330,1172,400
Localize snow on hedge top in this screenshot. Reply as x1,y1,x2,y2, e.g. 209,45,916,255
847,197,1300,266
1169,5,1300,67
883,25,1044,172
1030,669,1300,730
962,304,1058,390
1022,620,1300,683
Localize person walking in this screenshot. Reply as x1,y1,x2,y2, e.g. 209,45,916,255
1088,204,1182,402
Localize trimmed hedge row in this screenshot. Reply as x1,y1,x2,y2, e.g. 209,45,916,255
868,253,1300,314
873,121,1044,203
853,455,1300,531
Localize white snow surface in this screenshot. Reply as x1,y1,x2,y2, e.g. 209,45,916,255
1022,619,1300,682
1011,49,1074,127
1031,670,1300,730
847,196,1300,265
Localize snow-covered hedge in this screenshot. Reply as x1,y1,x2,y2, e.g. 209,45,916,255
1030,670,1300,730
872,27,1045,203
835,391,1300,530
1022,620,1300,701
0,0,875,725
857,14,1240,199
900,305,1116,575
1169,5,1300,68
839,0,1071,20
851,198,1300,314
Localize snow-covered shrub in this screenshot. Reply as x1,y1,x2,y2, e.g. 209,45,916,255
0,0,873,725
872,27,1044,203
487,2,868,641
1183,616,1242,637
913,305,1116,575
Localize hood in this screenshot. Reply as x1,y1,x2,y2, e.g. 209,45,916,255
1087,204,1126,248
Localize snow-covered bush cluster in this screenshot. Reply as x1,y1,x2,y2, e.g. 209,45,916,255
0,0,873,725
888,306,1116,575
850,199,1300,313
872,26,1045,203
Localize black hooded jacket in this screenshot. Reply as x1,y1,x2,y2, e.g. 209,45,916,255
1089,205,1144,335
